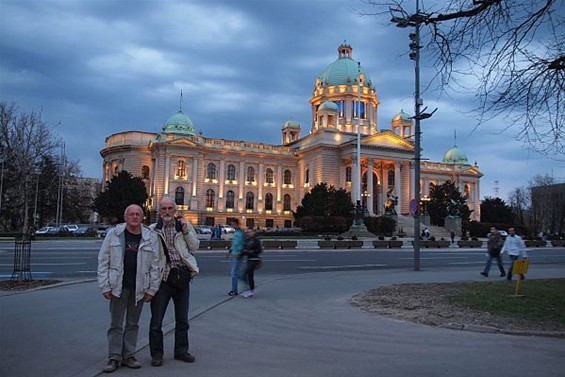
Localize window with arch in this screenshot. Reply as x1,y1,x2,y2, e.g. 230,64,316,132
464,184,470,198
387,170,395,186
175,187,185,206
346,166,352,183
141,165,150,180
305,168,310,184
265,193,273,211
205,189,215,208
245,192,254,210
283,169,292,185
265,168,274,184
246,166,255,183
176,160,186,178
113,164,119,176
283,194,291,211
207,163,216,180
227,164,236,181
226,190,235,209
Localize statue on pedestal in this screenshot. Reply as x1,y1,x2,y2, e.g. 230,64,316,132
384,189,398,215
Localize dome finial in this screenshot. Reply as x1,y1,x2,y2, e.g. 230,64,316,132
453,129,457,146
179,90,184,111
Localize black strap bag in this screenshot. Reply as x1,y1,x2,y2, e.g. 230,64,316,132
160,236,191,290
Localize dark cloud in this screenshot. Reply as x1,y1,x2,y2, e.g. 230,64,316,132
1,0,562,200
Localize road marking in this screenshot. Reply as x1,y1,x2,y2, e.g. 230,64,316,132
299,264,387,270
399,257,469,260
0,262,87,266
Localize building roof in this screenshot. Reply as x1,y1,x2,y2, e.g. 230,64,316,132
317,43,372,88
443,145,469,165
392,109,412,121
163,109,195,135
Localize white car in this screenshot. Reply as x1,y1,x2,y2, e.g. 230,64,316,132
221,225,235,233
64,224,79,233
35,226,57,235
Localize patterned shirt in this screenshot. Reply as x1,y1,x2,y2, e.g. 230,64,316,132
162,223,182,280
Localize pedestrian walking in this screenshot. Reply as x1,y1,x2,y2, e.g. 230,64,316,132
97,204,161,373
226,219,245,296
149,197,200,367
239,228,263,298
450,230,455,244
500,227,528,281
480,227,506,277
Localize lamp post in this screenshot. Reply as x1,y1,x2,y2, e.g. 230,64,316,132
391,0,437,271
355,62,363,223
0,156,4,221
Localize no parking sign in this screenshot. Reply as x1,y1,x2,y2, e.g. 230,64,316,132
409,199,419,217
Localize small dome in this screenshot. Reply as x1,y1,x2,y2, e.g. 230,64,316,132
317,43,372,88
163,109,195,135
319,100,338,111
392,109,412,121
443,145,469,165
283,119,301,129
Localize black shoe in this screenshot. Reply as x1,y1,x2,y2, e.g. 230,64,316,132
500,272,506,277
151,357,163,367
480,272,488,277
228,290,238,296
174,353,196,363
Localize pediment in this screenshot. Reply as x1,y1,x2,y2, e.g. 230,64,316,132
362,130,414,150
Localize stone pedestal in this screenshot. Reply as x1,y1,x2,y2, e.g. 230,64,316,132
444,216,461,235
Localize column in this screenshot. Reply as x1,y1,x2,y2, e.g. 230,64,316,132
276,164,282,202
164,156,171,195
219,159,225,198
191,159,198,197
367,158,374,215
258,163,264,211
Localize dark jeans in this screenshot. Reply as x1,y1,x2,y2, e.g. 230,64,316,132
483,254,505,276
149,281,190,358
241,260,260,290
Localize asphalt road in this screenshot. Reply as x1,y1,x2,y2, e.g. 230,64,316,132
1,238,564,280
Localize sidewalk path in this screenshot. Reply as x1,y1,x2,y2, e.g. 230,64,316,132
1,266,564,377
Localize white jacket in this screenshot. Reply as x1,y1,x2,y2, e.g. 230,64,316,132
501,234,528,258
97,223,161,303
149,220,200,279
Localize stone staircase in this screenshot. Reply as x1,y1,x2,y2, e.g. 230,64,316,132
395,215,451,239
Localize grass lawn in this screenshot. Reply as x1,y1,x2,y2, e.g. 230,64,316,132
446,278,565,324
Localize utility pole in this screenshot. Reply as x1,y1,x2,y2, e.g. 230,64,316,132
391,0,437,271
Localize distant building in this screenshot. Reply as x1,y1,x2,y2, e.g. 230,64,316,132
100,43,482,228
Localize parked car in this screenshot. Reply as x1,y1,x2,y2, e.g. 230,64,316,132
63,224,79,233
73,226,96,237
221,225,235,233
96,225,115,238
35,226,57,235
196,225,212,234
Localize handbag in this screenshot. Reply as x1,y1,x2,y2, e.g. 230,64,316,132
166,266,191,290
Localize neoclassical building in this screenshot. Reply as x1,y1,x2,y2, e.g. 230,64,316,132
100,43,482,228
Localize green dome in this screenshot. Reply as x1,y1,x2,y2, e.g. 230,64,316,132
319,100,338,111
163,109,195,135
317,43,372,88
283,119,301,128
443,145,469,165
392,109,412,121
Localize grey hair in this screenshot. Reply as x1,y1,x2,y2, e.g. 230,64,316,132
159,196,177,210
124,204,143,218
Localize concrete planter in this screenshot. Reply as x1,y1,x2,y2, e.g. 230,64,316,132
199,240,231,250
551,240,565,247
372,240,389,249
262,240,298,249
388,240,404,248
457,240,483,248
525,240,546,247
413,240,451,248
318,240,363,249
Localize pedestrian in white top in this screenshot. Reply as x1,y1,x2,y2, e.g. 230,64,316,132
500,227,528,281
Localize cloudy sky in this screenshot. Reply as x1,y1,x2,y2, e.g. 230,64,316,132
1,0,563,201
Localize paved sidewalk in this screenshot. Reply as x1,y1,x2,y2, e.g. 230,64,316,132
1,266,564,377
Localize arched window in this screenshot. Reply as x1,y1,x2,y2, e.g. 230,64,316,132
265,168,274,184
464,184,470,198
175,187,184,206
207,163,216,180
265,193,273,211
387,170,395,186
305,168,310,184
141,165,150,180
227,164,236,181
283,194,291,211
113,164,119,176
246,166,255,183
245,192,254,210
226,190,235,209
176,160,186,178
346,166,352,183
205,189,215,208
283,169,292,185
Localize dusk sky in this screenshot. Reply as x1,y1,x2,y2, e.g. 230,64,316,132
1,0,563,201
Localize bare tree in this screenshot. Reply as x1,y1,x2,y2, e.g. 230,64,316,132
0,102,80,237
364,0,564,157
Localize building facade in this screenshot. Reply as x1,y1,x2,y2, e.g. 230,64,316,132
100,43,482,228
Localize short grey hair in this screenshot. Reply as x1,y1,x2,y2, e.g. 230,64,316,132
159,196,176,210
124,204,143,218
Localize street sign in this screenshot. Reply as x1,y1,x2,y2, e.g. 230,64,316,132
409,199,419,216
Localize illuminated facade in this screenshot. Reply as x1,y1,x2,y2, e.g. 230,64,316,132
100,43,482,228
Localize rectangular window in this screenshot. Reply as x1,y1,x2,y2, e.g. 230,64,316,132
266,219,274,228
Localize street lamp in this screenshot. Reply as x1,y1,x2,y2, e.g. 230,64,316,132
391,0,436,271
0,156,4,220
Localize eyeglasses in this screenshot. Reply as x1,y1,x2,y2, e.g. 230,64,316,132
126,213,143,217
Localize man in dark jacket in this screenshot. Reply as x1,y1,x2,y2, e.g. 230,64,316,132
480,227,506,277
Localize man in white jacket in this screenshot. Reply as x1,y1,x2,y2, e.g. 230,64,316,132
97,204,161,373
500,227,528,281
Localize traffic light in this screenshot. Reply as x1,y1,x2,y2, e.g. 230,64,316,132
409,32,419,61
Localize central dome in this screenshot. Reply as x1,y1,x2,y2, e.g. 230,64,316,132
317,43,372,88
163,109,195,135
443,145,469,165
